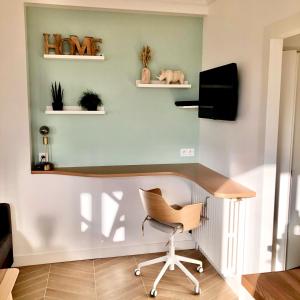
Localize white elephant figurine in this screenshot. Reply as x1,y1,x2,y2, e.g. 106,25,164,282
157,70,185,84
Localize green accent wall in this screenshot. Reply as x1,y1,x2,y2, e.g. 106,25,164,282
26,7,202,167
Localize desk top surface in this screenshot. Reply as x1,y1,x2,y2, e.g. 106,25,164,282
242,268,300,300
32,163,256,199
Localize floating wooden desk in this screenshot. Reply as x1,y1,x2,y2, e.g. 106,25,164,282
0,268,19,300
32,163,256,199
242,268,300,300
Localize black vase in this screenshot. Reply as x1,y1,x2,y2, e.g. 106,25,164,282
52,102,63,111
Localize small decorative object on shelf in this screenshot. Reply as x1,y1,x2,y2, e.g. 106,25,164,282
157,70,185,84
79,91,102,111
135,80,191,88
43,33,62,55
140,45,152,84
33,126,54,171
51,82,64,111
43,33,102,56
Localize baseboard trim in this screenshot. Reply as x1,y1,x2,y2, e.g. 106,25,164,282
197,244,223,275
14,240,195,267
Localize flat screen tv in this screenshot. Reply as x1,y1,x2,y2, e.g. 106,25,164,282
198,63,238,121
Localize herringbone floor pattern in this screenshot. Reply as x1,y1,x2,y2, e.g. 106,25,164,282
12,250,237,299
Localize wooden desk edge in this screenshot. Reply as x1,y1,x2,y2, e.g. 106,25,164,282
31,164,256,199
242,269,300,299
241,274,257,296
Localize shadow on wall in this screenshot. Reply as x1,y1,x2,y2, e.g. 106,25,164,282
9,204,33,259
10,187,142,263
33,183,167,251
75,180,186,248
9,176,191,266
80,190,128,243
32,188,140,252
37,215,57,247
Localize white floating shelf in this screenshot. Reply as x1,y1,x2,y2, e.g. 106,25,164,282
136,80,191,89
43,54,105,60
178,106,198,109
45,106,106,115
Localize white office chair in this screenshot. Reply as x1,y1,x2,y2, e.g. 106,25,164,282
134,188,203,297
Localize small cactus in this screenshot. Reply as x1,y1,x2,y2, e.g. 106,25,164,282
51,82,64,103
51,82,64,110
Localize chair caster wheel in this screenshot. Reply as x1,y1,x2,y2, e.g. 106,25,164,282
194,286,201,295
196,265,204,273
134,269,141,276
150,288,158,297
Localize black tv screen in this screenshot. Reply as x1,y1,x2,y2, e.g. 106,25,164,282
198,63,238,121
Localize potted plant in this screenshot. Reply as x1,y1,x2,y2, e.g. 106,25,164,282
51,82,64,111
79,91,102,111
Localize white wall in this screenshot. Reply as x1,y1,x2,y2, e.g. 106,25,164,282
284,34,300,49
11,175,194,266
201,0,300,273
0,0,201,267
4,0,300,275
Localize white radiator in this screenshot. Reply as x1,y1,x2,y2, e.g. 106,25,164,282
191,183,246,277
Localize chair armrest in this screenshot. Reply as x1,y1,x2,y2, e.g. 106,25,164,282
180,203,203,231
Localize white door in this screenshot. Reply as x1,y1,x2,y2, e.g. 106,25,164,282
287,53,300,270
274,51,299,271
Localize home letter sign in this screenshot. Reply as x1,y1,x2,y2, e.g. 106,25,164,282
43,33,102,56
43,33,62,54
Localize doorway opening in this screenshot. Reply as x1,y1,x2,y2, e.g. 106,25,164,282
272,35,300,271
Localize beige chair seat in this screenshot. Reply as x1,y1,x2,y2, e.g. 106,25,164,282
148,219,183,234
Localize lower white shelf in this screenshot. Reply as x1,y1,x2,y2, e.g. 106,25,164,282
45,106,106,115
136,80,191,88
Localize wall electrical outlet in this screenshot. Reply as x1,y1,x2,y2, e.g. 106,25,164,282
38,152,48,162
180,148,195,157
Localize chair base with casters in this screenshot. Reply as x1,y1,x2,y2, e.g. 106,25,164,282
134,219,203,297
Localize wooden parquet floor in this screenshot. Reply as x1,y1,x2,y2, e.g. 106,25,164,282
12,250,237,300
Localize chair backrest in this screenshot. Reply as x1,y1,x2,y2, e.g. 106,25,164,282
139,188,202,231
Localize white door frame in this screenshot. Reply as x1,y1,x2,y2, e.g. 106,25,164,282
272,51,299,271
264,26,300,271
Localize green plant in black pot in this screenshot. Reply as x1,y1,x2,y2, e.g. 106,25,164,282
51,82,64,111
79,91,102,111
